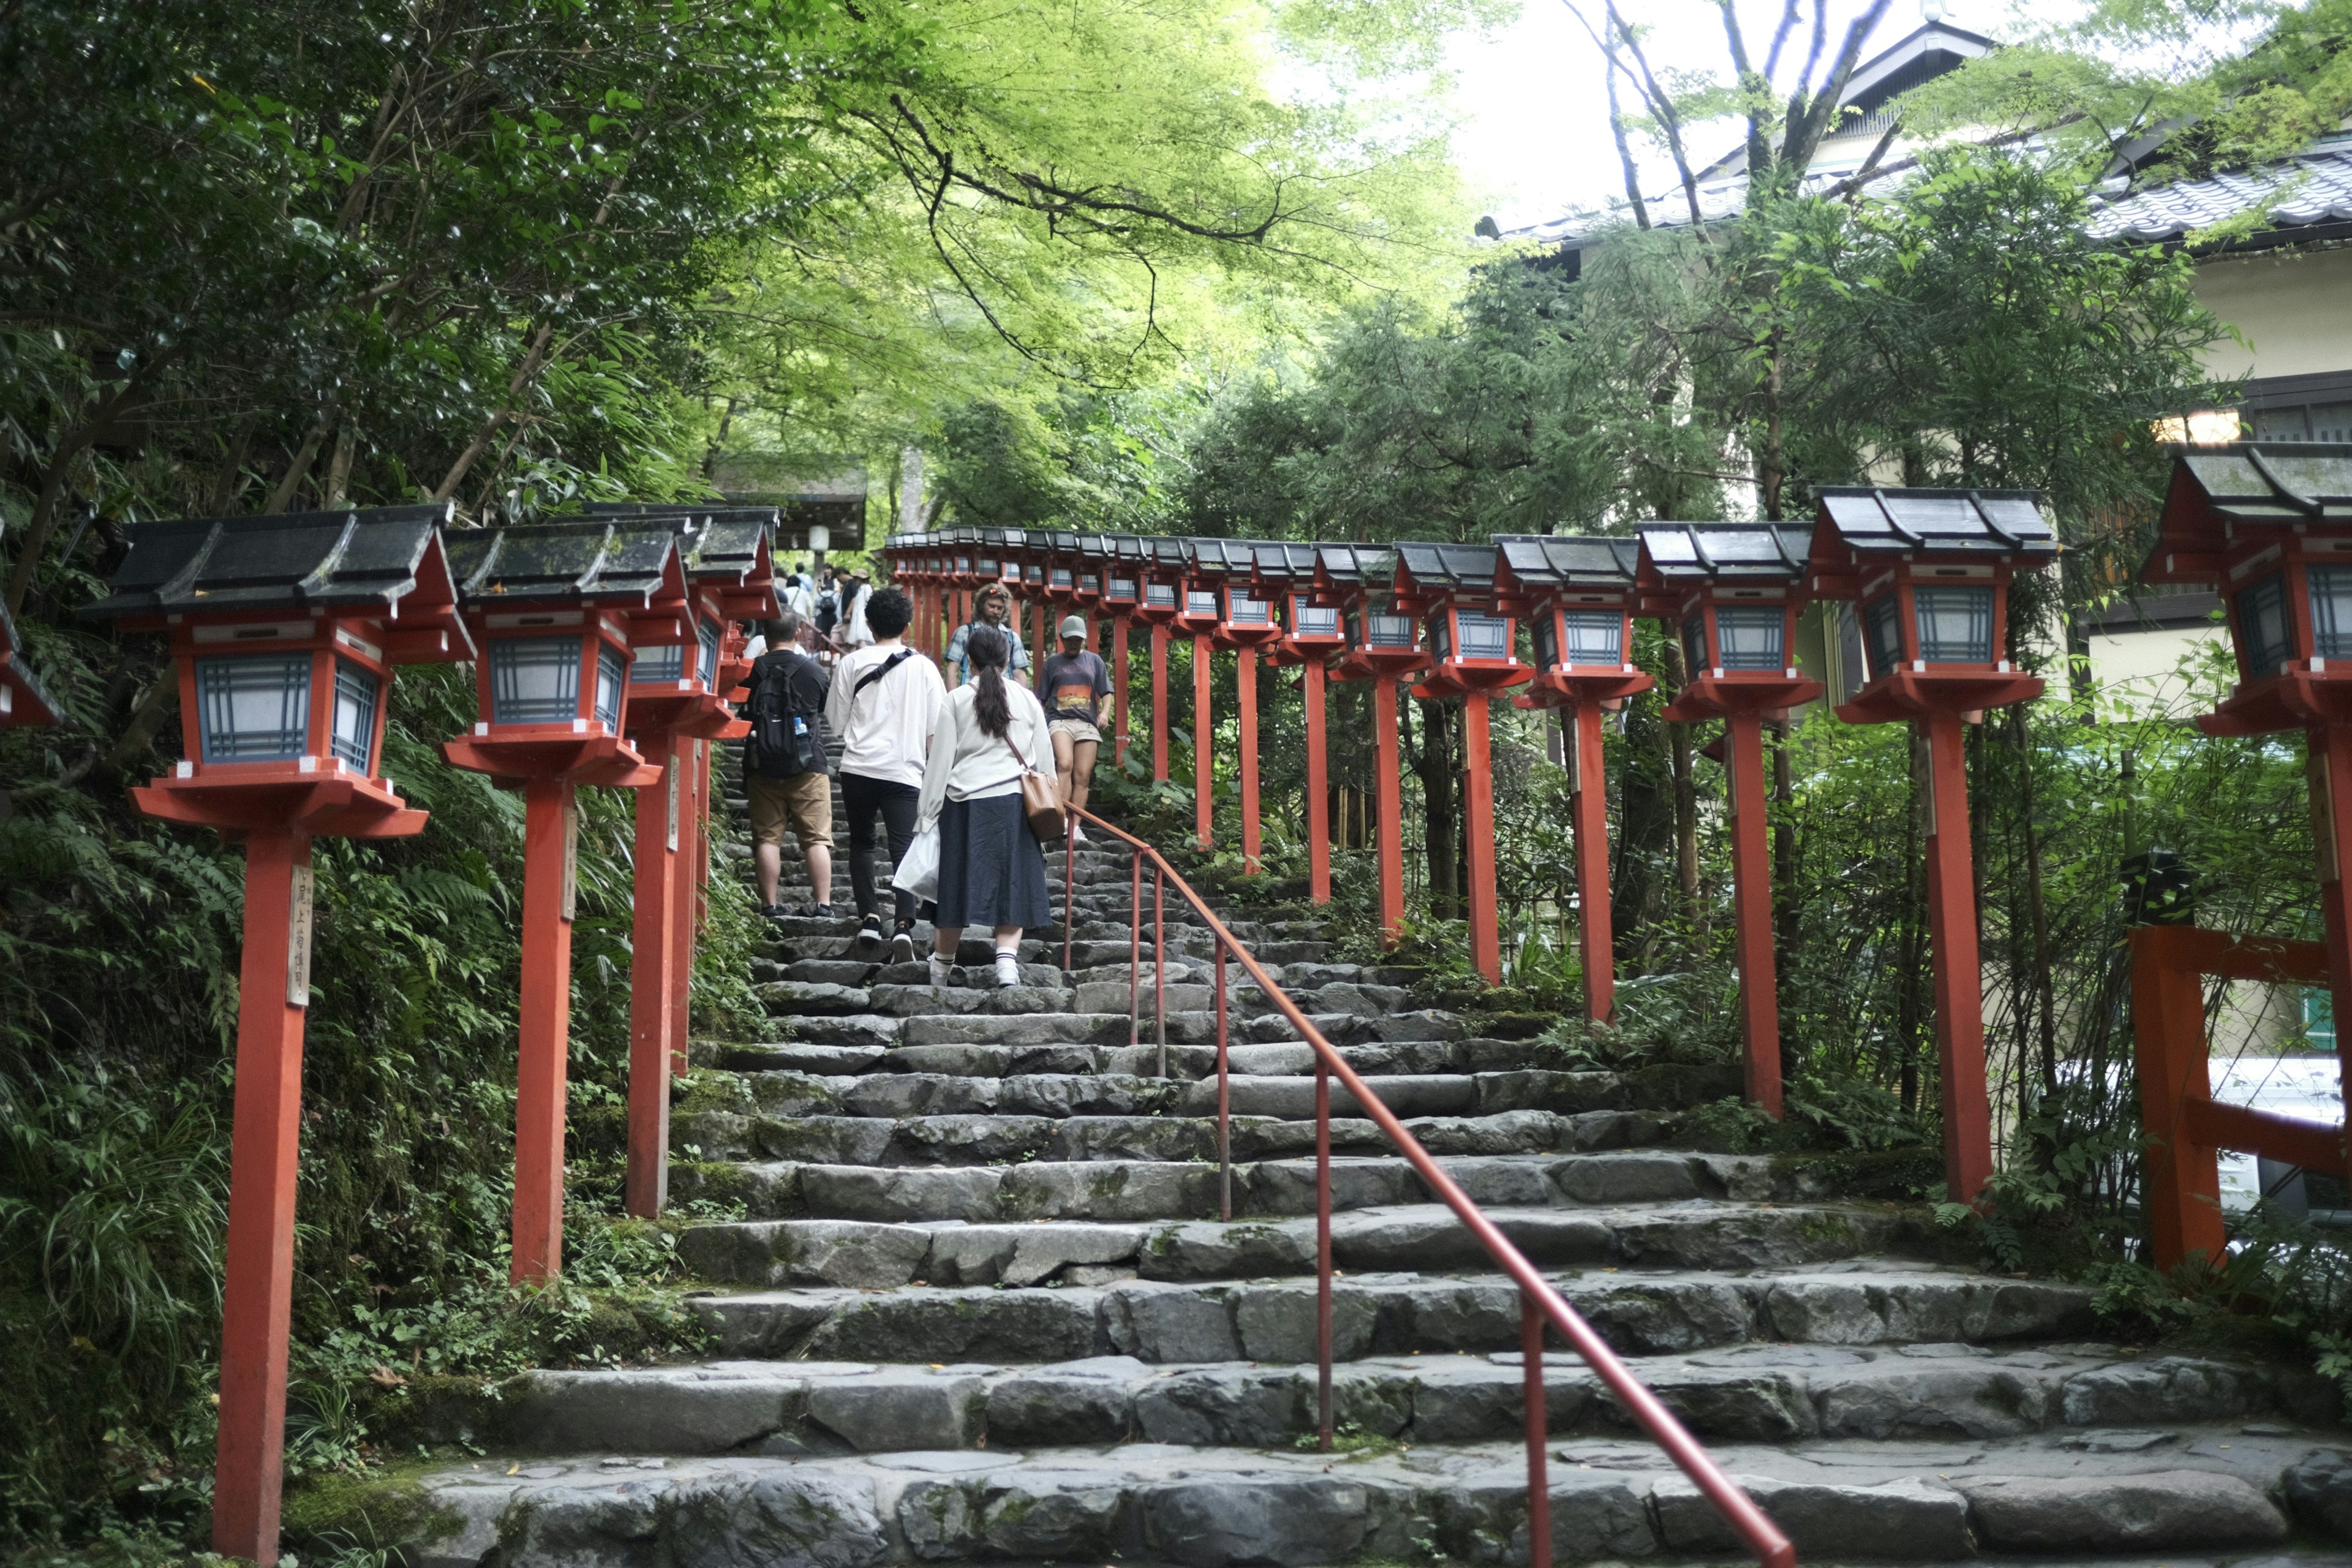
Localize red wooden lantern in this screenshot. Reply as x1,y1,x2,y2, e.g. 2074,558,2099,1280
1098,535,1146,768
1636,522,1822,1118
0,594,60,728
1395,543,1532,983
1499,535,1654,1022
440,521,677,1285
82,505,471,1568
1174,541,1235,848
1258,542,1340,902
1807,486,2054,1201
1317,543,1427,940
1132,537,1189,782
1193,539,1283,870
586,504,780,1218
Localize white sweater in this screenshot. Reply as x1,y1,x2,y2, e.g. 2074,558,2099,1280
825,641,945,788
916,679,1053,830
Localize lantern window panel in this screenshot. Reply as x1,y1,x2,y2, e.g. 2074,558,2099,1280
697,618,722,687
491,636,586,725
1109,576,1137,600
1365,611,1417,649
2312,567,2352,660
1146,582,1177,608
330,657,380,772
956,556,973,573
1913,586,1994,664
595,644,628,731
1430,616,1453,661
1080,573,1101,594
1052,568,1074,589
1228,593,1272,625
1186,590,1219,617
635,642,687,684
1715,606,1785,671
2237,573,2294,678
1532,613,1558,670
197,652,312,763
1863,594,1903,680
1561,609,1623,665
1455,611,1510,660
1293,598,1340,637
1680,612,1708,677
978,557,998,576
1027,564,1046,584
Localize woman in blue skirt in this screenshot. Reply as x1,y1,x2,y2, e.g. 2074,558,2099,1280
915,625,1055,989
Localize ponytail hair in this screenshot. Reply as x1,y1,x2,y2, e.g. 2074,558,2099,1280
965,624,1013,739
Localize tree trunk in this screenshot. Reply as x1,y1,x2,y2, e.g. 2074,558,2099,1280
1662,639,1699,927
1895,722,1928,1115
1411,696,1459,919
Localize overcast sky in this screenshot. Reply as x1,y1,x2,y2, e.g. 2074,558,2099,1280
1443,0,2008,232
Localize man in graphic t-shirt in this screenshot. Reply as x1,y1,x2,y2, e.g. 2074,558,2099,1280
1036,614,1112,844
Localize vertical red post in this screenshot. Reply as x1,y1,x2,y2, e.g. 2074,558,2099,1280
1922,712,1992,1202
625,740,679,1218
1463,694,1501,984
1314,1055,1333,1450
513,777,577,1283
1215,940,1231,1220
2314,726,2352,1094
1571,703,1614,1023
1193,635,1214,851
2132,925,2226,1271
1112,619,1131,771
670,737,701,1074
1238,647,1261,874
1151,626,1170,783
1521,1295,1553,1568
1372,677,1406,943
1305,660,1330,904
1725,713,1782,1117
211,829,314,1568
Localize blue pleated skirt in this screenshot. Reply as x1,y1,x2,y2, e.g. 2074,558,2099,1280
935,793,1052,929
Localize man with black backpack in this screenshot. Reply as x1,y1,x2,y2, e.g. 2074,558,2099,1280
744,611,835,919
824,587,944,959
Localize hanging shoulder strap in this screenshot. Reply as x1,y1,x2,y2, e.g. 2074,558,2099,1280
853,647,916,699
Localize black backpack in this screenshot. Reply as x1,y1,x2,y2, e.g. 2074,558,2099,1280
747,650,825,780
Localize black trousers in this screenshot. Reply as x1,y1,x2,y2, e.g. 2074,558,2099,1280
839,771,922,924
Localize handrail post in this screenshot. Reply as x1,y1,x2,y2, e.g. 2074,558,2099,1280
1523,1293,1553,1568
1216,938,1232,1221
1063,826,1076,974
1154,869,1167,1079
1129,850,1142,1049
2133,925,2229,1271
1316,1051,1333,1452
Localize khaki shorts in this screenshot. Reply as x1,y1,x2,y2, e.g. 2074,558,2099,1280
747,770,833,848
1049,717,1103,747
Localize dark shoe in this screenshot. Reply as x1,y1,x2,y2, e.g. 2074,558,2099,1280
807,903,835,918
758,903,788,921
889,927,918,965
856,915,884,951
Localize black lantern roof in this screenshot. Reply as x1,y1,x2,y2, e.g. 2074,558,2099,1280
1110,533,1150,565
1147,537,1191,571
1314,543,1396,590
446,519,684,607
1494,535,1640,591
83,504,459,624
1636,522,1811,583
1076,535,1111,564
2169,444,2352,526
1252,541,1321,587
1190,538,1272,579
1394,541,1501,594
582,503,775,591
1813,487,2057,557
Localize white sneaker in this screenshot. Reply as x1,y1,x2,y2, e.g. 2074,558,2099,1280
927,953,956,989
1070,820,1087,845
994,952,1023,989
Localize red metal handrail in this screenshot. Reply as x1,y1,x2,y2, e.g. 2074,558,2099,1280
1060,806,1796,1568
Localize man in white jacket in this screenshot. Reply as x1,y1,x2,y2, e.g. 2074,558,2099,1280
824,587,945,960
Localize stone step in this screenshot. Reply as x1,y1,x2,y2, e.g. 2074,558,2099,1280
400,1425,2337,1567
669,1107,1627,1167
692,1035,1630,1083
685,1262,2099,1365
668,1152,1803,1224
671,1200,1920,1290
407,1340,2322,1463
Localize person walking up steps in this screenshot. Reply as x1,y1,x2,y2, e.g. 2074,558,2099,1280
916,625,1052,990
1037,614,1111,845
825,587,944,963
742,611,834,919
943,582,1030,685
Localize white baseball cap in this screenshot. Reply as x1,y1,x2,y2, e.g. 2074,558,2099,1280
1058,615,1088,638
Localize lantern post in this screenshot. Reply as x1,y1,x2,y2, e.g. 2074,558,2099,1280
0,593,60,728
1135,539,1188,783
1103,536,1147,769
1499,535,1653,1020
586,504,780,1215
82,507,472,1568
1320,544,1427,942
1175,543,1227,850
1262,543,1344,902
1395,543,1532,985
1195,539,1284,873
1807,487,2055,1199
441,521,677,1281
1635,522,1822,1118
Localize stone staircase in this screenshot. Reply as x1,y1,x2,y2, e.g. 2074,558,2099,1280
399,737,2352,1567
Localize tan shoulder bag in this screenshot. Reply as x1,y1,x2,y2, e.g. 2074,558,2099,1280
1003,728,1067,842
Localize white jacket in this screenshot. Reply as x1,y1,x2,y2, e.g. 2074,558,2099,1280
916,679,1052,830
826,641,945,788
